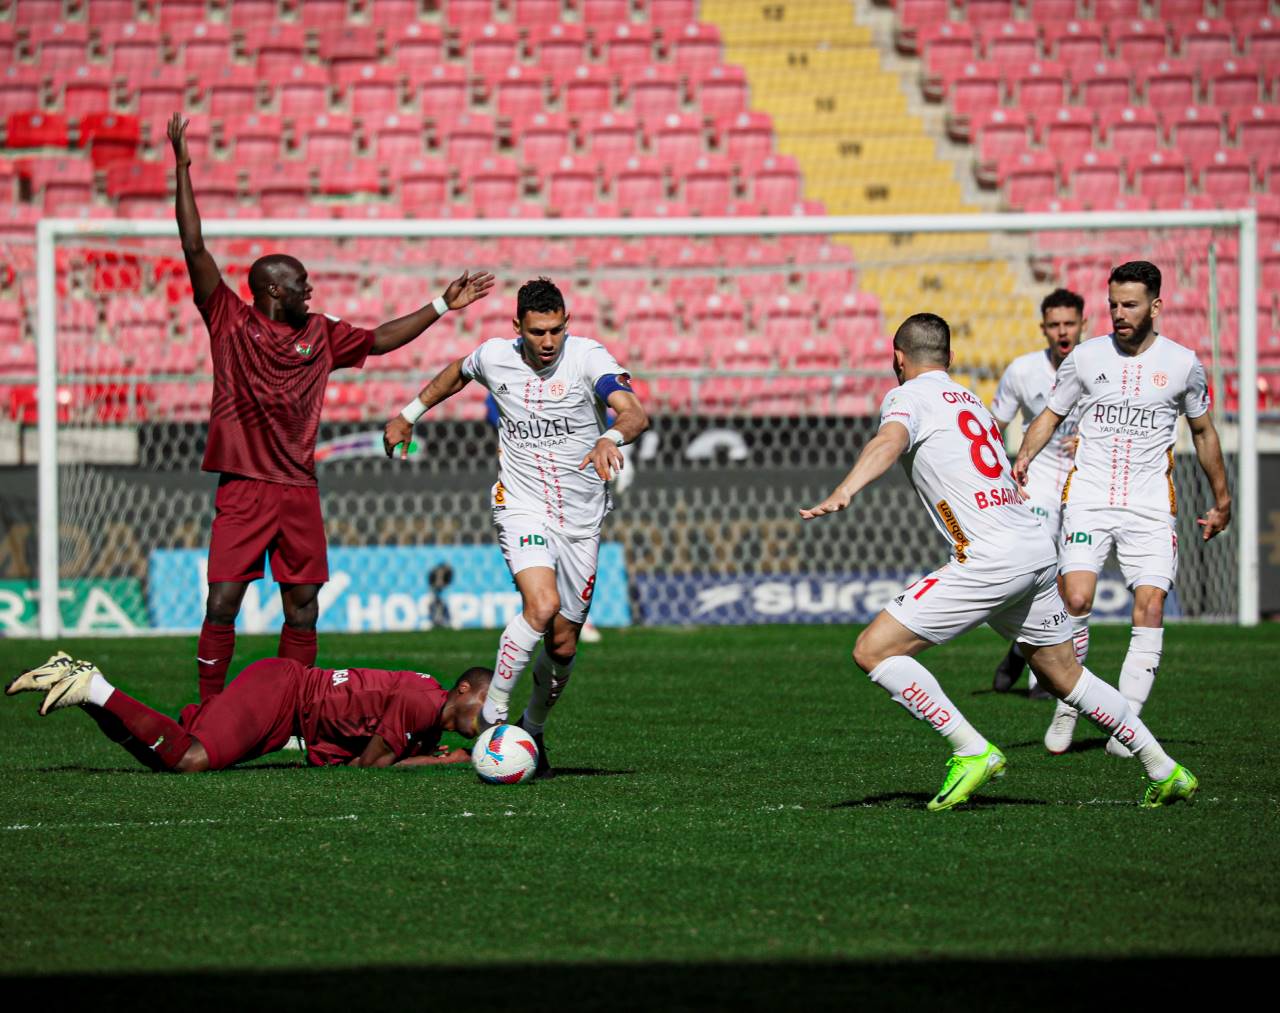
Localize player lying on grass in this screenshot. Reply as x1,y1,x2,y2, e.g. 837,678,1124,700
6,653,491,773
800,312,1197,812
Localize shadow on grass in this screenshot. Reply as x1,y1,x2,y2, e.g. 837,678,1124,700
8,958,1261,1012
829,792,1047,809
549,767,637,778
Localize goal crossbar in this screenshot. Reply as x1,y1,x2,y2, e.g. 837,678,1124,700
34,209,1261,635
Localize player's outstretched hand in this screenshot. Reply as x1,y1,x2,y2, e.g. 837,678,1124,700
580,437,623,481
798,490,852,520
443,270,496,311
1197,502,1231,540
384,414,414,460
167,113,191,166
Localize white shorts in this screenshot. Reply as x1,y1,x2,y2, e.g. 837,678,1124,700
1059,505,1178,592
1023,472,1064,538
885,562,1070,647
494,511,600,625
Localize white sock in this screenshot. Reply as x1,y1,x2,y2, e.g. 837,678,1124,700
1070,611,1091,664
481,613,544,725
1119,626,1163,716
1065,668,1175,780
521,649,575,735
87,672,114,708
868,656,987,755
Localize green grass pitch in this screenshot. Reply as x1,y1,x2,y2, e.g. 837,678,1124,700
1,624,1276,1010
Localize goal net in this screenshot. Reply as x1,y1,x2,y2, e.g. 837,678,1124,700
6,210,1261,637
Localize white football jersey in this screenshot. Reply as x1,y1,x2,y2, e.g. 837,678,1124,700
880,371,1056,572
991,348,1082,500
462,334,627,538
1048,334,1209,516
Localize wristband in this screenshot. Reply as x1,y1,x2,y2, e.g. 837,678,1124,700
603,428,625,446
432,295,450,316
401,397,427,424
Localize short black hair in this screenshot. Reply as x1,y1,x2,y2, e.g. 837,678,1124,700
516,277,565,321
1040,287,1084,317
893,312,950,366
1108,261,1162,297
455,666,493,692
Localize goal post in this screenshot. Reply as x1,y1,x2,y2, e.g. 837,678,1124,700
31,209,1261,637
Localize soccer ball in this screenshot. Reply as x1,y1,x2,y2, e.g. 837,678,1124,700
471,724,539,784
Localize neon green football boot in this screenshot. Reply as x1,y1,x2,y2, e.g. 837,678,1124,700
1140,764,1199,808
927,744,1007,812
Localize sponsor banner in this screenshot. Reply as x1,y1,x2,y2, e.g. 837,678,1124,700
633,571,1177,626
148,544,630,633
0,579,148,635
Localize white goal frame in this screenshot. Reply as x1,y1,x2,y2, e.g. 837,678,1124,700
34,209,1261,636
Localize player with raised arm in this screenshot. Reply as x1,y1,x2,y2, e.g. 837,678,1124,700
167,113,494,702
383,278,648,777
1014,261,1231,756
7,650,491,772
988,288,1086,697
801,313,1197,811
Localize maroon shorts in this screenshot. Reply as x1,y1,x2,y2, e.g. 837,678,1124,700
182,658,303,770
208,475,329,585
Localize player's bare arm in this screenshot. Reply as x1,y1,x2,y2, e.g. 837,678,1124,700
1012,406,1066,486
348,734,397,768
390,746,472,767
578,389,649,481
167,112,221,305
369,270,496,355
799,422,909,519
1187,412,1232,540
384,357,471,459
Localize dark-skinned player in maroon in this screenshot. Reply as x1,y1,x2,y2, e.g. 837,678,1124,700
167,112,496,702
6,651,491,772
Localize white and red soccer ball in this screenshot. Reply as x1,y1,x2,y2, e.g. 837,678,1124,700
471,724,539,784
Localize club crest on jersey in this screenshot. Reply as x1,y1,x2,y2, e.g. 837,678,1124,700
1153,371,1169,388
547,380,567,400
294,340,314,357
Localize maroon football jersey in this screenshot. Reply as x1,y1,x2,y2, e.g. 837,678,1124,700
198,281,375,486
297,666,448,766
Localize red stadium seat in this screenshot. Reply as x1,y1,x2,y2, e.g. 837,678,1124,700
604,23,655,70
945,62,1002,116
394,158,450,210
204,66,260,118
178,22,234,79
1233,105,1280,156
297,113,356,165
1195,149,1256,200
563,66,614,115
445,0,496,28
626,66,683,118
29,23,89,72
1167,105,1226,157
85,0,138,25
442,113,497,162
710,337,774,372
718,111,775,166
16,157,94,212
258,162,312,214
974,108,1032,165
336,65,402,118
386,23,446,70
226,0,281,32
417,65,469,120
529,23,588,78
494,66,547,120
921,22,977,76
512,0,563,27
1071,59,1132,112
1205,58,1263,109
697,65,749,119
979,22,1039,63
135,67,191,121
545,155,600,210
0,68,42,118
320,161,383,199
15,0,66,26
582,111,641,161
1000,151,1059,207
100,22,164,75
612,156,667,208
649,112,704,165
222,112,284,166
1025,0,1078,20
579,0,630,27
1035,106,1095,152
780,335,844,371
79,112,140,168
897,0,950,27
1067,150,1126,205
1047,21,1104,64
58,68,113,119
1106,106,1160,154
671,24,724,77
156,0,209,36
1132,150,1188,199
648,0,697,30
468,23,521,76
1110,20,1169,64
468,156,522,213
1240,16,1280,61
751,155,803,212
5,112,69,149
276,66,330,118
644,337,706,372
1140,58,1197,110
682,155,736,214
1095,0,1144,17
249,24,307,78
317,24,380,70
1173,18,1235,62
962,0,1015,23
105,160,169,209
519,111,573,163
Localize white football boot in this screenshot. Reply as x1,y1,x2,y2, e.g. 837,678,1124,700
1043,701,1080,754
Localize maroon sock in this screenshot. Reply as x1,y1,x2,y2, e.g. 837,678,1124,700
85,705,168,772
102,691,193,770
278,625,317,667
197,621,236,702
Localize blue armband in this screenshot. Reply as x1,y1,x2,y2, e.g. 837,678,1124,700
594,372,634,402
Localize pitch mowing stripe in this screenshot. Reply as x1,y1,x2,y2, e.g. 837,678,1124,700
3,796,1265,833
